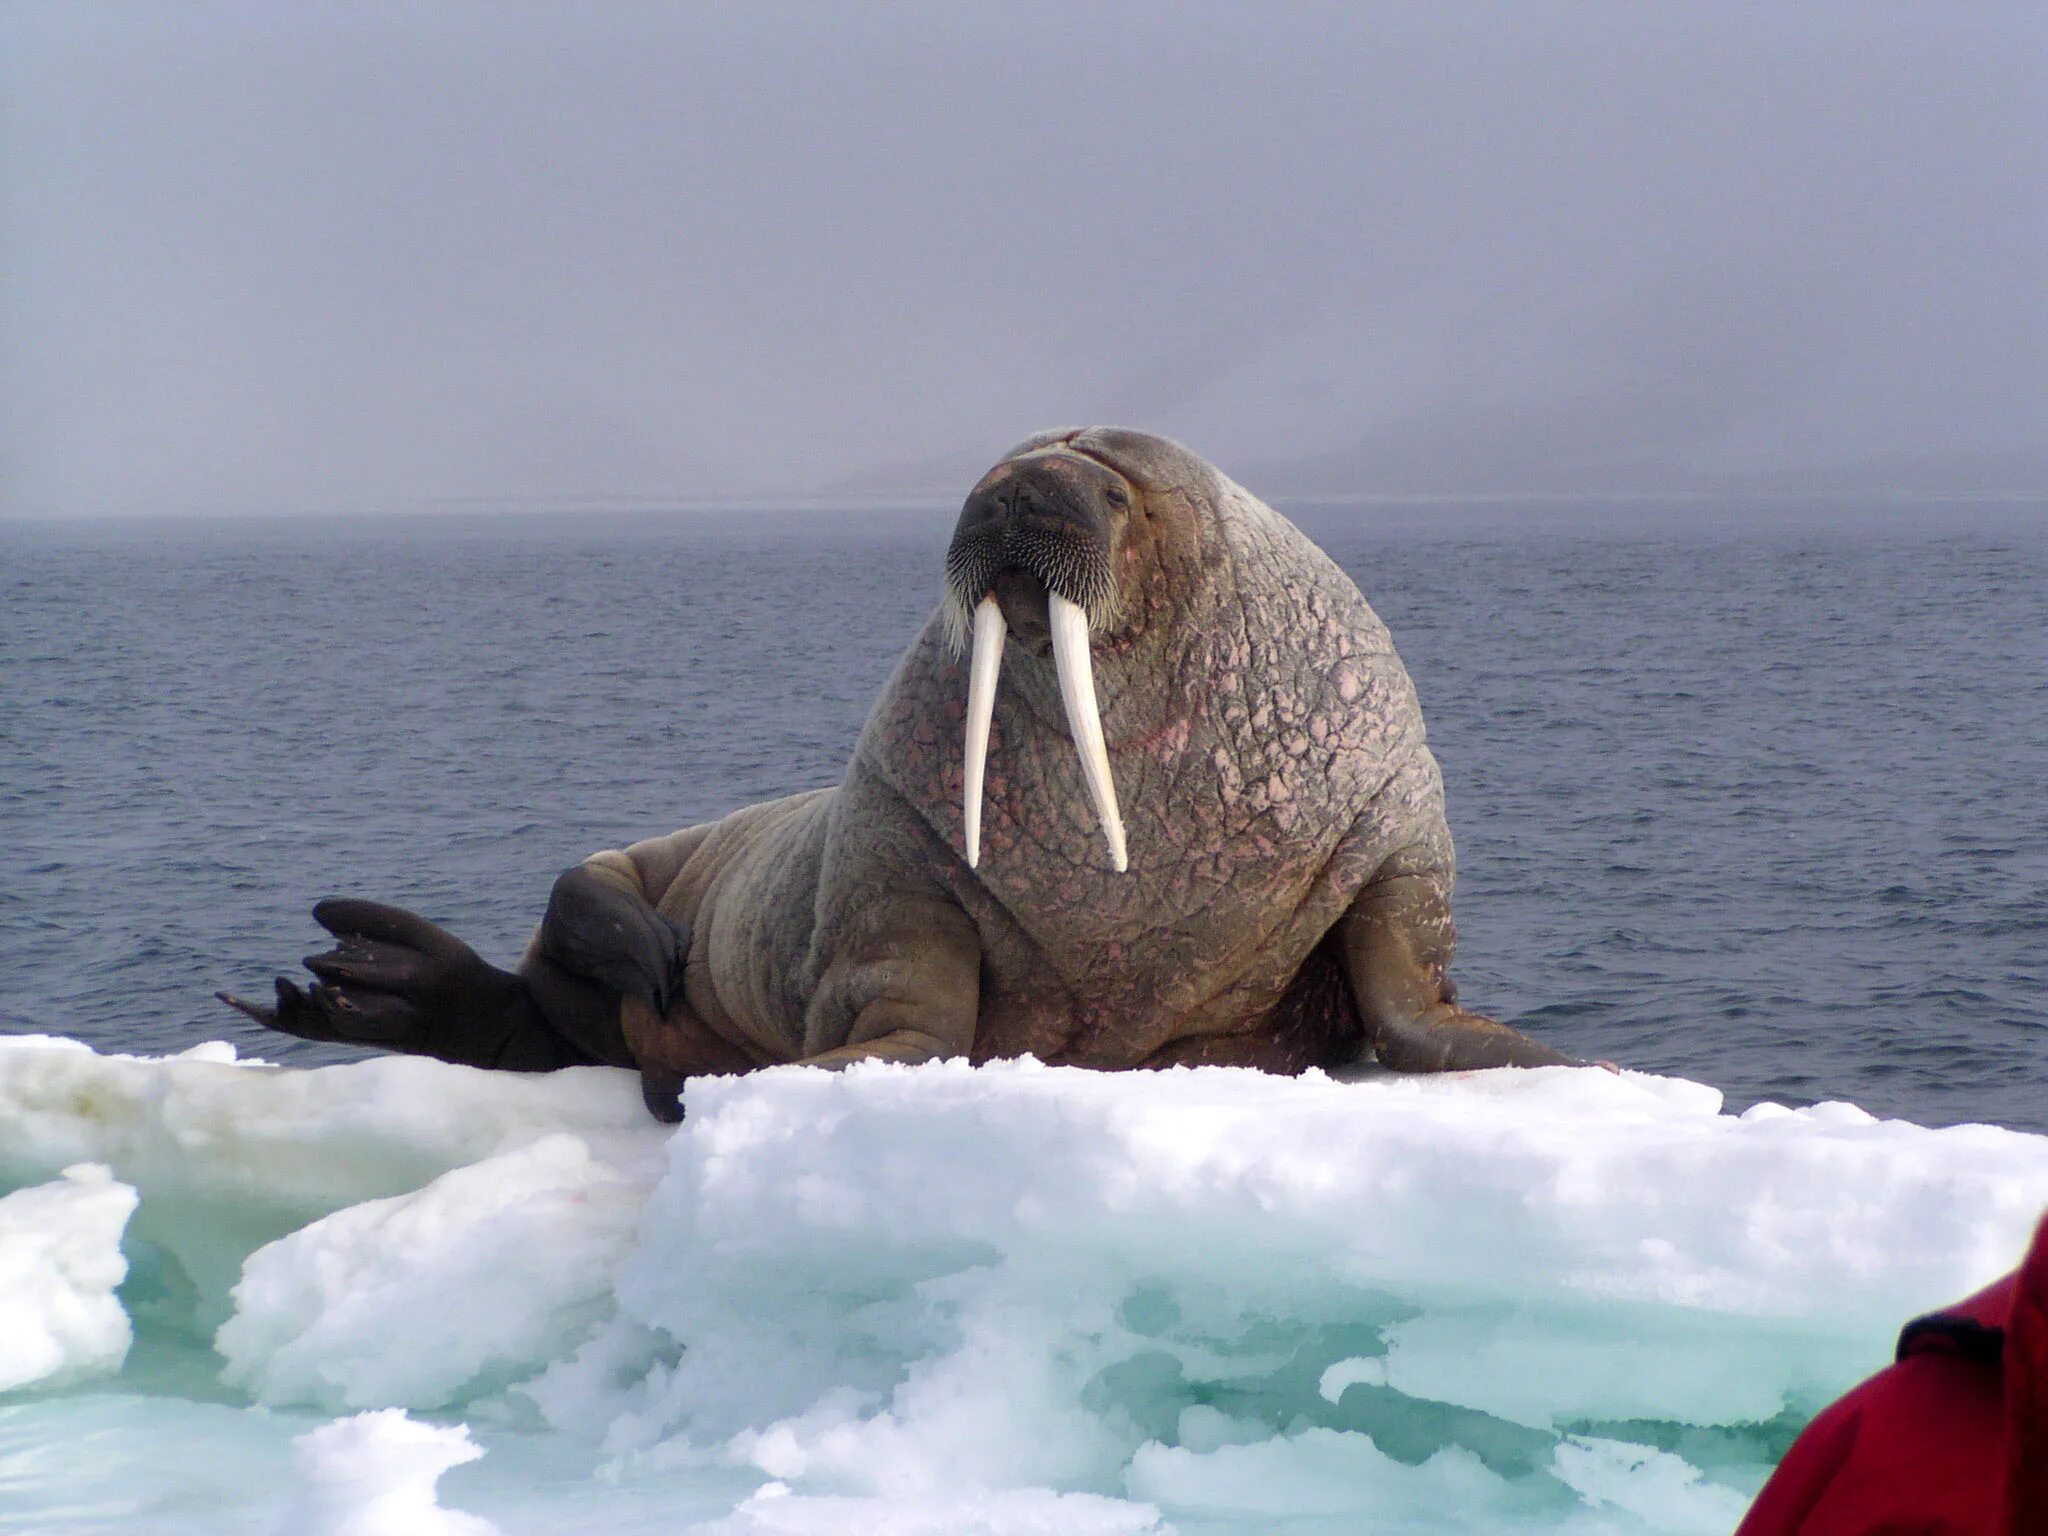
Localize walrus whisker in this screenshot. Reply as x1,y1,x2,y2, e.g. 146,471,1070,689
963,595,1006,868
1049,592,1128,873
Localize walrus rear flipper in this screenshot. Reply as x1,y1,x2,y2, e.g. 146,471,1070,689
216,898,596,1072
1338,866,1579,1073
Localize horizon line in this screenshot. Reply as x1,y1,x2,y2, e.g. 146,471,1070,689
8,485,2048,525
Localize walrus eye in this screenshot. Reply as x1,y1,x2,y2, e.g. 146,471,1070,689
1104,483,1129,509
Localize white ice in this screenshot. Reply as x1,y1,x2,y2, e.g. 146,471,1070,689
2,1033,2045,1535
282,1409,503,1536
0,1161,137,1390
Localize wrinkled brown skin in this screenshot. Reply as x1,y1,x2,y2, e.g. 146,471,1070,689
225,429,1576,1117
524,428,1574,1114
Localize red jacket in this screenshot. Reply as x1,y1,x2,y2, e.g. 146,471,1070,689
1737,1213,2048,1536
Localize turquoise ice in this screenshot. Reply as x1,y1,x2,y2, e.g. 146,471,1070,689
2,1038,2044,1534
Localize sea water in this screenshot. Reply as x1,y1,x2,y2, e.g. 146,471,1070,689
4,501,2043,1126
1,501,2045,1531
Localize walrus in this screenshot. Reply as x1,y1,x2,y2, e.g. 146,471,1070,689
221,428,1577,1120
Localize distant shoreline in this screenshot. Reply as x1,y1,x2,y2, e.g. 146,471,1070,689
6,488,2047,529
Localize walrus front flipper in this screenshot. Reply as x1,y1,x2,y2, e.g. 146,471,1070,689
216,899,593,1071
538,866,692,1018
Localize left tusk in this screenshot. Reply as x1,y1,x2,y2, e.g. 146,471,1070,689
1049,592,1129,873
962,596,1005,868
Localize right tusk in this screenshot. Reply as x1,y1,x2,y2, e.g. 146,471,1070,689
1049,592,1129,873
963,596,1005,868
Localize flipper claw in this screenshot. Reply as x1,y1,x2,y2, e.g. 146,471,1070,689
216,900,579,1070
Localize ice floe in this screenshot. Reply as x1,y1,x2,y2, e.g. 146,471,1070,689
1,1035,2044,1534
0,1161,137,1391
282,1409,502,1536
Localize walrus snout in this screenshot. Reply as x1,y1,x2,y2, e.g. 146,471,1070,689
943,451,1125,643
950,450,1132,876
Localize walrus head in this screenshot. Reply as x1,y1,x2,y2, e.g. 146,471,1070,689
941,429,1221,876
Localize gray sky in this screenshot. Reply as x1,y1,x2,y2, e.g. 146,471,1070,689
5,2,2045,517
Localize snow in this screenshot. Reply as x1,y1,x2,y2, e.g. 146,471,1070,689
1,1034,2044,1534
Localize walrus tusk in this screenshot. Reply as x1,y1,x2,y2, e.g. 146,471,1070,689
963,596,1006,868
1049,592,1129,873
